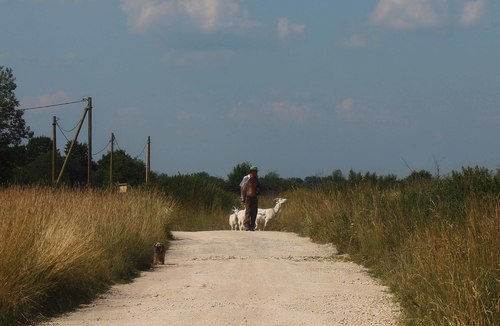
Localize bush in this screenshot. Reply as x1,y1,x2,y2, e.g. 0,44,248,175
154,173,239,231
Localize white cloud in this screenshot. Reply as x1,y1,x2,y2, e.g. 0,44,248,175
20,91,73,109
277,17,305,40
336,98,355,121
183,0,248,31
335,98,405,126
370,0,488,29
120,0,172,32
177,111,206,120
459,0,486,27
121,0,256,33
227,100,315,123
162,49,235,67
62,51,78,64
343,34,368,48
116,106,141,123
265,101,313,123
370,0,443,29
227,107,248,121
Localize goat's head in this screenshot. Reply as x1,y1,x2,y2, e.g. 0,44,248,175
272,198,287,214
232,206,240,214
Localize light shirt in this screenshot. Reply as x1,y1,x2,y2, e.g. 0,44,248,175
240,174,257,199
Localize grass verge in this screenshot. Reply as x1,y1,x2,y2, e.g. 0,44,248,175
269,185,499,325
0,186,175,325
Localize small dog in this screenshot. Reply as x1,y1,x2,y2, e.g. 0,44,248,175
153,242,166,265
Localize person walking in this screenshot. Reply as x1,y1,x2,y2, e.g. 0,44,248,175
240,165,259,231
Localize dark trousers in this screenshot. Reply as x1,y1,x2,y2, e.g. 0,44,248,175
244,196,258,230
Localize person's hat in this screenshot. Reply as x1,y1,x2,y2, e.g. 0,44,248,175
249,165,258,172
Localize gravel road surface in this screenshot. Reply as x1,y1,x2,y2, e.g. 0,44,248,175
45,231,400,325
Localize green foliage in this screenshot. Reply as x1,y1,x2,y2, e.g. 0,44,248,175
0,66,33,184
25,136,52,161
405,169,432,183
0,66,32,148
154,173,238,231
17,151,53,185
59,141,92,186
13,136,60,185
94,150,146,187
156,173,235,211
226,161,251,193
258,171,306,194
445,166,500,199
260,170,281,192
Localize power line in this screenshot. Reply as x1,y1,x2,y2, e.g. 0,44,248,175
112,135,148,160
56,123,71,143
19,98,87,111
133,142,148,160
56,119,80,133
113,137,123,152
92,140,111,157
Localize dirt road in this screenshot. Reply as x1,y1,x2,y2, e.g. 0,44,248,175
46,231,400,325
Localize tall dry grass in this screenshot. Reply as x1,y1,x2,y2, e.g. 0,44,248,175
168,204,229,231
270,185,499,325
0,186,175,324
393,196,499,325
166,195,298,232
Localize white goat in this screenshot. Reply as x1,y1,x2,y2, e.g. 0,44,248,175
237,209,246,231
255,198,287,231
229,206,241,230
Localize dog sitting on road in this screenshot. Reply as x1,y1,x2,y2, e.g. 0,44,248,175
153,242,166,265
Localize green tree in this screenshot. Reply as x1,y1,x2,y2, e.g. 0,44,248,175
304,175,323,187
405,170,433,183
330,169,345,183
16,136,60,185
18,152,52,185
94,150,145,187
378,174,399,189
347,169,363,186
60,141,92,186
0,66,33,184
260,170,283,194
25,136,52,162
154,172,235,211
226,161,251,193
285,177,304,188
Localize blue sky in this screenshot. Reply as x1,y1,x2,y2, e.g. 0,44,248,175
1,0,499,179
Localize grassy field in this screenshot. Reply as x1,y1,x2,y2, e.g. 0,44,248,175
0,187,175,324
269,182,499,325
1,169,498,325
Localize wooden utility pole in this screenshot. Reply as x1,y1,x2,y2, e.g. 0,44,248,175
87,97,92,187
110,132,114,192
56,107,89,185
52,116,57,184
146,136,151,184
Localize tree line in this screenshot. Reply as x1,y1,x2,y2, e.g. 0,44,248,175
2,65,500,196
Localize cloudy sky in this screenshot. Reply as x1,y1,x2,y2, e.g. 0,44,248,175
1,0,499,179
